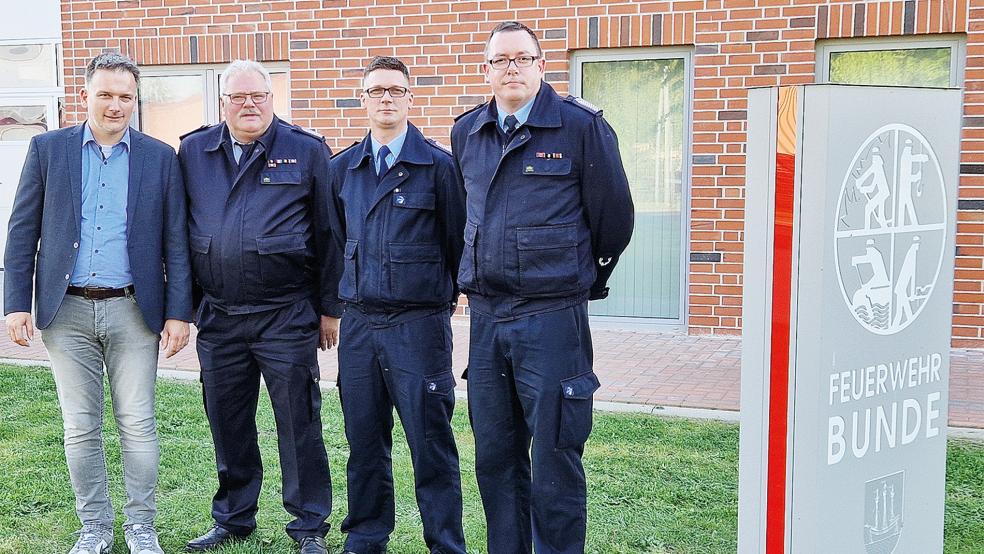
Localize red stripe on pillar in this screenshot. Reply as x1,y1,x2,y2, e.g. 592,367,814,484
766,86,797,553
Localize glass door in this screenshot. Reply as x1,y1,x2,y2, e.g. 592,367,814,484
573,50,691,322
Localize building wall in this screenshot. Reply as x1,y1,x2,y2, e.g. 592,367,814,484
60,0,984,346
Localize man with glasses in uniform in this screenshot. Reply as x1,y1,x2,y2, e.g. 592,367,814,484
450,21,634,553
327,55,467,554
178,59,339,554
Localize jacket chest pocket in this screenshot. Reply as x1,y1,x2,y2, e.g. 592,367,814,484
516,223,579,296
388,242,444,303
339,239,359,302
256,232,308,286
521,157,572,176
392,191,435,210
260,169,303,185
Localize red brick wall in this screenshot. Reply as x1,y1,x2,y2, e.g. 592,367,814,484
60,0,984,346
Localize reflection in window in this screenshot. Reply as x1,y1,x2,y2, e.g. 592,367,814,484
0,44,58,89
582,58,686,319
139,75,205,150
829,48,951,87
0,106,47,141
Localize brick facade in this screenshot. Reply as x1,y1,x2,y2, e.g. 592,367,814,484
60,0,984,346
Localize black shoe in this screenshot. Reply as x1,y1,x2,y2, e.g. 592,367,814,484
185,524,250,552
299,536,327,554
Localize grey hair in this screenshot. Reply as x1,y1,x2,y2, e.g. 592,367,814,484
85,52,140,85
219,60,273,94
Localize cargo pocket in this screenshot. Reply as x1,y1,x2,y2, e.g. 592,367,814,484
457,222,478,291
307,365,323,422
424,371,456,441
339,239,360,302
389,242,443,303
189,234,215,289
557,371,600,450
256,232,308,286
516,224,579,296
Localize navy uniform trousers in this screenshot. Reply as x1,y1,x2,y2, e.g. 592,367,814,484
196,298,332,541
468,302,600,554
338,307,465,554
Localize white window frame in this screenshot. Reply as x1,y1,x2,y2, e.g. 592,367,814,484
0,97,58,144
0,38,63,98
135,63,290,131
816,35,965,88
570,47,693,329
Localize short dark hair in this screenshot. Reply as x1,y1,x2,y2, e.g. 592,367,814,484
85,52,140,86
363,56,410,84
484,21,543,58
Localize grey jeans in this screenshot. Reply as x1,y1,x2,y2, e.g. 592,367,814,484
42,293,161,528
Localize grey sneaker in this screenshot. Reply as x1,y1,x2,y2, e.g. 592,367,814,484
124,523,164,554
69,524,113,554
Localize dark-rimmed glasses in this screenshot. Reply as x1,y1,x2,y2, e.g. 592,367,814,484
488,55,540,70
364,86,410,98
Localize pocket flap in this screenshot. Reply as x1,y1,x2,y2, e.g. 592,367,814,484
522,157,572,176
561,371,600,400
344,239,358,259
464,221,478,246
256,233,306,254
190,234,211,254
390,242,442,263
425,371,456,394
393,192,436,209
261,170,302,185
516,224,577,251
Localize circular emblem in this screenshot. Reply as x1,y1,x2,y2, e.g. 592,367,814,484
834,124,947,335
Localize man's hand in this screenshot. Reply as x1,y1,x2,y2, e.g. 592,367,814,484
5,312,34,347
320,316,340,351
160,319,190,358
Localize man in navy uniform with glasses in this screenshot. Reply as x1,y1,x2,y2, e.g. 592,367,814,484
450,22,634,553
178,59,338,554
327,55,467,554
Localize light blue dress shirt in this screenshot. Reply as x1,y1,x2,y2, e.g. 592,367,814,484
370,128,408,174
71,125,132,287
497,93,537,132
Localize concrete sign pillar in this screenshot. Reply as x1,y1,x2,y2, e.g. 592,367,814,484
739,85,961,553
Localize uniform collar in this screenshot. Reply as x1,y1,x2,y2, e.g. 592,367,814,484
469,81,562,135
349,122,433,170
497,93,536,130
370,127,408,162
206,115,280,152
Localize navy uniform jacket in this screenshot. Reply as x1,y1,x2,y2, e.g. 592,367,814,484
450,81,634,319
4,124,193,333
328,123,465,317
178,117,342,318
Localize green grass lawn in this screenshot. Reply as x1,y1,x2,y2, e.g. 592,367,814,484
0,363,981,553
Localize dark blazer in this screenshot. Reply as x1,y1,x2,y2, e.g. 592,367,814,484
3,123,193,333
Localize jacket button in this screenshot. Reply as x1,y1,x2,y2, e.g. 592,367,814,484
73,242,79,249
398,171,404,177
394,188,400,192
428,382,437,391
64,274,70,280
520,135,526,139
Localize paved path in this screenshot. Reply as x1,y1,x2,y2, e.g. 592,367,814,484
1,320,980,428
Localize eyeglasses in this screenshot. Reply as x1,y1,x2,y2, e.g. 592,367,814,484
488,55,540,70
364,86,410,98
223,92,271,105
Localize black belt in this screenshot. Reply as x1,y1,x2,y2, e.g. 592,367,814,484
66,285,134,300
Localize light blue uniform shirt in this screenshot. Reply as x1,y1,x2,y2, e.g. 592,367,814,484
71,125,132,287
370,128,408,174
497,93,537,132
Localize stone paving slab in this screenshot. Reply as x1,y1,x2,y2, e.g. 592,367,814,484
0,320,980,428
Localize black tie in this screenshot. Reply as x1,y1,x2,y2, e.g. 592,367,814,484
236,141,255,168
377,145,391,179
504,114,519,135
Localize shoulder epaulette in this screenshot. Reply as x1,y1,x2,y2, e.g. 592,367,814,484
426,138,453,156
564,95,603,116
454,102,487,122
287,123,327,143
179,124,214,141
330,140,362,160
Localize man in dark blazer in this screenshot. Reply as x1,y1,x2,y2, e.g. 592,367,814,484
3,53,192,554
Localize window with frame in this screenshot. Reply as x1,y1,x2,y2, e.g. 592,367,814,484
816,36,964,88
136,64,290,150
